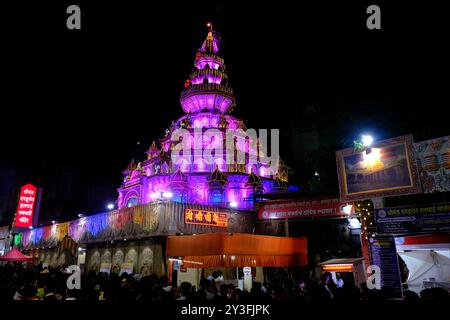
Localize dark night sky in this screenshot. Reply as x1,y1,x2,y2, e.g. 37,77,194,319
1,1,449,222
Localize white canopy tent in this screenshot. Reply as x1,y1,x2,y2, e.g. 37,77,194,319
398,248,450,294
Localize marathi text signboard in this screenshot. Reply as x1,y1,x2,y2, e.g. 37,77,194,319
13,184,38,228
257,199,354,220
369,235,403,299
184,209,228,227
375,203,450,234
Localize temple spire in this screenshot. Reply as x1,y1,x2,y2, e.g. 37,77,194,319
180,24,234,114
201,22,220,54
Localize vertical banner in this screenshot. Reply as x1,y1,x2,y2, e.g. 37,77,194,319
369,235,403,299
13,184,38,229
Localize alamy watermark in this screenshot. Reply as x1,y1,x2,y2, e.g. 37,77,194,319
366,265,381,290
65,5,381,31
66,265,81,290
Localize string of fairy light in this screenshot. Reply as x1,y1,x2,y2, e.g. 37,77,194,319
355,200,376,240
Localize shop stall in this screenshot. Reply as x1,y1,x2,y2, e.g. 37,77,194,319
318,257,366,288
167,232,308,290
396,234,450,294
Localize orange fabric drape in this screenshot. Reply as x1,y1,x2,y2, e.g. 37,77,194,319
167,233,307,268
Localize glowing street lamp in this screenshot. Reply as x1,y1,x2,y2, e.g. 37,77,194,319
107,203,114,210
361,135,374,147
354,134,375,154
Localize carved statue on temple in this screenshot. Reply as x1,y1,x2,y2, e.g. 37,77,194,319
180,114,192,129
219,113,228,129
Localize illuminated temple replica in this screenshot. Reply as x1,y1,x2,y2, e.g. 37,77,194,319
16,26,302,276
118,26,289,211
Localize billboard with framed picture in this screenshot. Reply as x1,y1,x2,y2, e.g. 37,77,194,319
336,135,421,201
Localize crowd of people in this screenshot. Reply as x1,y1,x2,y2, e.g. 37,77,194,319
0,262,448,302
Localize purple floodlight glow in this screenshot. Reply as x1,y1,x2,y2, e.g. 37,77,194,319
180,93,234,114
259,167,267,177
150,193,159,200
229,201,238,208
162,191,173,199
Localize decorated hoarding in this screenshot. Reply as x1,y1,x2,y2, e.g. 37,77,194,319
336,135,421,201
18,201,251,249
414,136,450,193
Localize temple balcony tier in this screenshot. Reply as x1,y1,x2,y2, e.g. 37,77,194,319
160,113,242,134
180,83,235,114
189,69,228,85
117,170,279,210
127,162,275,183
194,53,224,70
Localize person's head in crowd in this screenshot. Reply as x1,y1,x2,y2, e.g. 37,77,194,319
19,284,38,300
219,284,228,298
403,290,420,302
179,282,192,300
159,275,169,287
199,277,210,289
66,288,78,300
271,286,285,301
420,287,450,302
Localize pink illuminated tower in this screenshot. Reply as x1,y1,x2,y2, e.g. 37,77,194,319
117,25,290,210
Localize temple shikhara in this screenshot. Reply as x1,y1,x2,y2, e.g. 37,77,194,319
14,26,306,281
118,26,289,211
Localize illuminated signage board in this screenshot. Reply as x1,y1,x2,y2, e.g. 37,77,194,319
13,184,38,228
184,209,228,227
258,199,354,220
322,264,353,272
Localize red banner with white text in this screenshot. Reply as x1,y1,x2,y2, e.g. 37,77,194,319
13,184,38,228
